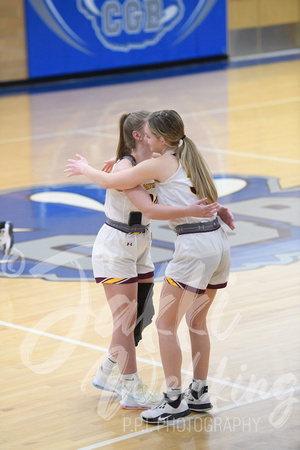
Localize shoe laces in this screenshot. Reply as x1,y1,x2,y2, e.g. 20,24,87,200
135,380,161,401
109,367,122,387
110,365,120,377
154,392,179,410
156,401,167,410
152,396,168,410
184,384,192,396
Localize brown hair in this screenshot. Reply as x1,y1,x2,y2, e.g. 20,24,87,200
147,110,218,203
116,110,151,161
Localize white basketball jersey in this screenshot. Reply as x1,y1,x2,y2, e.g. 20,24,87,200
104,158,157,226
155,160,217,230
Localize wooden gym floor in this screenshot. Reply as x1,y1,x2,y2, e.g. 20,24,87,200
0,56,299,449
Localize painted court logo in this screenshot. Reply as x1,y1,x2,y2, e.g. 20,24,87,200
0,175,299,281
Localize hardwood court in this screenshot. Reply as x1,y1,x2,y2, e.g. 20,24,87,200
0,58,299,449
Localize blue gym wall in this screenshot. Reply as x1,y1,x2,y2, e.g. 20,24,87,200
24,0,227,78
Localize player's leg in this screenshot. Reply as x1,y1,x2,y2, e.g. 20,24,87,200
186,288,217,380
95,281,162,409
93,281,137,396
104,282,138,374
141,282,195,423
92,225,138,392
183,289,216,412
156,282,196,387
183,229,231,411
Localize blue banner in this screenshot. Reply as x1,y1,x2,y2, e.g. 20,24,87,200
25,1,227,78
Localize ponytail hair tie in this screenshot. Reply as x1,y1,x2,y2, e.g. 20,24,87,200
181,135,186,140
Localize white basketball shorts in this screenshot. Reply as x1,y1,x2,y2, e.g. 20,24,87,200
165,226,230,294
92,223,154,284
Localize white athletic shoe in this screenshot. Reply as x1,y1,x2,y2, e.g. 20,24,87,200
0,221,14,255
141,393,191,424
184,384,213,412
120,378,163,410
92,365,122,396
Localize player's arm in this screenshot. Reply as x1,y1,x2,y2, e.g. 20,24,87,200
102,158,217,220
124,185,219,220
101,153,161,173
102,159,218,219
64,154,164,189
101,152,161,173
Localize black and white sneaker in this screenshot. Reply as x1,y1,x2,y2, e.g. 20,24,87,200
0,221,14,255
140,393,191,424
184,384,213,412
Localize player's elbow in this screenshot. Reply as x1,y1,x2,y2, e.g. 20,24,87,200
100,172,121,190
100,176,117,190
138,205,153,219
101,180,110,189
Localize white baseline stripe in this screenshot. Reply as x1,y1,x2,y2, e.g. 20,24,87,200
76,130,117,138
0,319,108,352
78,386,300,450
183,97,300,118
0,320,266,395
0,124,118,145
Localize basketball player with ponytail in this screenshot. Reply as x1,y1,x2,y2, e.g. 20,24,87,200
73,111,223,411
65,110,233,421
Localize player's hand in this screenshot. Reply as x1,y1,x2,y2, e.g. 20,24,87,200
188,198,219,218
217,205,235,230
102,157,116,173
64,154,88,177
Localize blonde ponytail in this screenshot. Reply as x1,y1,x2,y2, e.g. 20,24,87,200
179,137,218,203
147,110,218,203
